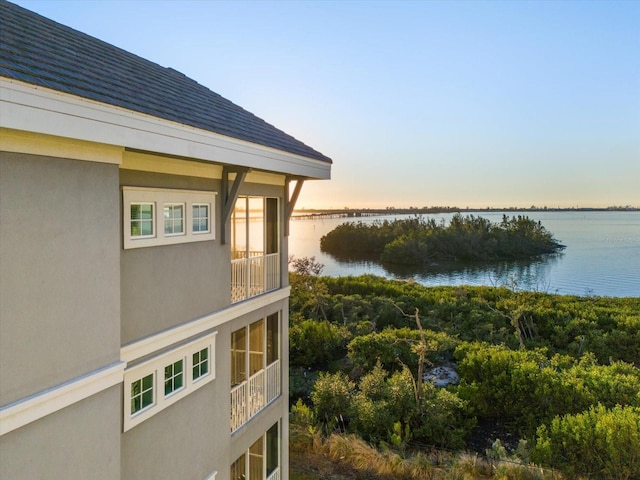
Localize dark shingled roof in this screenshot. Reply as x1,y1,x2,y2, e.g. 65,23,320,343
0,0,331,163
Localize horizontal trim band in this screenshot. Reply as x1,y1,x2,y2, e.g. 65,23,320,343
0,127,123,164
1,290,290,435
121,287,290,363
0,361,125,436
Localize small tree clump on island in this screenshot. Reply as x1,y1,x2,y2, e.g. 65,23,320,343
320,214,565,264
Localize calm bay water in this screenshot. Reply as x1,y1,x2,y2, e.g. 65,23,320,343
289,211,640,298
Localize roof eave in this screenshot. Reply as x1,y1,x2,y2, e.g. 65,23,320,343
0,77,332,180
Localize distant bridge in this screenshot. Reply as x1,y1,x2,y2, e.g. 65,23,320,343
290,206,637,220
291,208,462,220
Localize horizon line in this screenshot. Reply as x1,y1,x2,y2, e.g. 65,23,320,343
294,205,639,213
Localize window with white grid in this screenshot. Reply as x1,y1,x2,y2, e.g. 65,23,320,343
192,203,210,234
164,203,185,236
123,187,216,249
123,332,217,431
164,359,185,396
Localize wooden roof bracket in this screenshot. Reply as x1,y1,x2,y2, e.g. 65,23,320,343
285,177,305,236
220,166,249,244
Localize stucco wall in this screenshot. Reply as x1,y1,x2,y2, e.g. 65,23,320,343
119,170,225,344
119,170,287,345
121,298,288,480
120,241,228,344
121,379,225,480
0,386,121,480
0,152,121,406
117,169,290,479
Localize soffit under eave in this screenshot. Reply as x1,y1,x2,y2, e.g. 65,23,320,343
120,148,330,185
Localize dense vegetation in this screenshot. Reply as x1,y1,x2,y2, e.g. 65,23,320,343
320,214,565,264
289,259,640,479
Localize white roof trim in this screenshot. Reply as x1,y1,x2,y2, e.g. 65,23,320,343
0,77,331,179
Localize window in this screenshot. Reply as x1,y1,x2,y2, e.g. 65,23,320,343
130,203,154,237
249,319,265,376
266,313,279,365
164,359,184,396
123,187,216,249
123,332,217,431
164,203,185,235
231,315,281,431
131,373,154,414
192,347,209,381
231,328,246,387
192,203,210,233
266,422,279,477
230,454,245,480
230,196,280,302
232,316,280,385
249,436,263,479
231,422,280,480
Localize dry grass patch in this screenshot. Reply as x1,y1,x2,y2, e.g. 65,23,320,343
290,425,566,480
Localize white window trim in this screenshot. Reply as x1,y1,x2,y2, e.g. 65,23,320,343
192,203,212,234
123,332,217,431
192,346,211,383
130,202,155,239
163,202,186,237
123,187,216,249
130,372,156,416
163,358,186,398
204,471,217,480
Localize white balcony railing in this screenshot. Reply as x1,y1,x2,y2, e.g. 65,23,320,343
267,467,281,480
248,369,265,418
266,359,281,405
231,252,280,303
230,381,247,433
230,360,281,432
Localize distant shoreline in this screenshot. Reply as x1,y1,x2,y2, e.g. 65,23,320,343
293,206,639,219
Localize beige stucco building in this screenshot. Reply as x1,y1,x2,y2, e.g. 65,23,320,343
0,2,331,479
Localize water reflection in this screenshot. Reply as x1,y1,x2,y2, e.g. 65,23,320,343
323,250,564,293
289,211,640,297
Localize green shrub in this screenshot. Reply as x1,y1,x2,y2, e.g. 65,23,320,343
456,342,640,436
290,319,346,368
290,398,315,428
310,371,353,428
532,404,640,479
347,327,420,373
414,382,470,450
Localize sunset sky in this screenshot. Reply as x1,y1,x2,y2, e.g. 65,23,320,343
13,0,640,209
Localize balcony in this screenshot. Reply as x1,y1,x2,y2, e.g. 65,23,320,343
266,467,281,480
231,360,281,432
231,252,280,303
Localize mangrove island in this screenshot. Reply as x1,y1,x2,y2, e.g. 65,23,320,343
320,214,565,265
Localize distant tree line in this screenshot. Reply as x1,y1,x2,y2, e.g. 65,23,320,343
320,214,565,264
